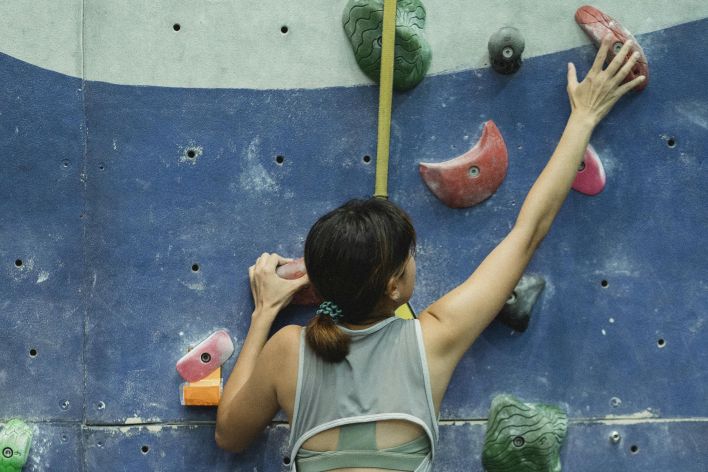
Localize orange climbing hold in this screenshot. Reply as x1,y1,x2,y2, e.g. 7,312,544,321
180,367,222,406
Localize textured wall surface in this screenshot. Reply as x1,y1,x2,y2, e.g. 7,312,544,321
0,1,706,470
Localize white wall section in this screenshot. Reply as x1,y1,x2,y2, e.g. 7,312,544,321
0,0,706,89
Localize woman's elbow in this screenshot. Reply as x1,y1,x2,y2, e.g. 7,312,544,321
215,429,247,454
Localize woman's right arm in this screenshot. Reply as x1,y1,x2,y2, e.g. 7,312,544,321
418,36,645,405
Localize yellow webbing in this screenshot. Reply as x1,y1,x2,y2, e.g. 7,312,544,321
374,1,416,320
374,0,397,199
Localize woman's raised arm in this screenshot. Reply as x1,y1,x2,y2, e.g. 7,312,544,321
419,36,645,382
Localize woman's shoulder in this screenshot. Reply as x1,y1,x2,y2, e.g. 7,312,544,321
270,324,303,351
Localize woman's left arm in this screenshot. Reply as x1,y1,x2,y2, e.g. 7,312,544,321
215,253,309,452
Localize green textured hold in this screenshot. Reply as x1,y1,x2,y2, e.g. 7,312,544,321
342,0,432,91
0,419,32,472
483,395,568,472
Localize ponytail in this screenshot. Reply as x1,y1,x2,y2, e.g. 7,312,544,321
305,314,350,363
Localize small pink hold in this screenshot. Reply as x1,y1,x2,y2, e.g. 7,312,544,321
176,330,234,383
572,144,606,196
276,257,322,306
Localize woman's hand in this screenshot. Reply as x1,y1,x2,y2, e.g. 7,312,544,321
567,35,646,127
248,253,310,322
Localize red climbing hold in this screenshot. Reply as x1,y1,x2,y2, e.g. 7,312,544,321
573,144,606,196
419,120,508,209
276,257,322,305
176,330,234,383
575,5,649,91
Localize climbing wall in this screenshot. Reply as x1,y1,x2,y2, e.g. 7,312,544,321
1,0,706,470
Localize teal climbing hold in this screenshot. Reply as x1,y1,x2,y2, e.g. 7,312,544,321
342,0,432,91
483,394,568,472
0,419,32,472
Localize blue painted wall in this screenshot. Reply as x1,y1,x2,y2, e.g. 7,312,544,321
0,15,706,471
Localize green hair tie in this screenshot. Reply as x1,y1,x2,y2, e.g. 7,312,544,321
316,301,343,322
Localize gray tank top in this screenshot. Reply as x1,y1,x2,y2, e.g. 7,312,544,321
287,316,439,471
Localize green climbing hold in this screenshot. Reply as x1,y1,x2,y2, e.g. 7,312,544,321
483,394,568,472
0,419,32,472
342,0,432,91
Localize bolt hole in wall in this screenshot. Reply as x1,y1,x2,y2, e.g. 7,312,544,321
187,149,196,159
630,444,640,454
363,154,371,164
281,25,289,34
601,279,609,288
98,163,105,171
14,259,23,268
275,155,285,165
657,338,666,348
141,445,150,454
666,137,676,148
191,263,200,272
173,23,181,31
62,159,70,168
97,401,106,410
60,400,70,411
283,456,291,465
29,348,37,358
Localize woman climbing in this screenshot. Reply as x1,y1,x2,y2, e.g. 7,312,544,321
215,36,645,471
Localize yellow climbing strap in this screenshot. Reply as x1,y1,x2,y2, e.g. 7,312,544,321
374,0,397,199
374,0,415,320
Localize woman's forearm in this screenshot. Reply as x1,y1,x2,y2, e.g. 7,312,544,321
515,112,595,246
218,309,276,417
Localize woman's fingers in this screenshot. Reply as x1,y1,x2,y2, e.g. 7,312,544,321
567,62,579,90
605,40,634,77
616,75,646,97
590,35,612,74
613,51,640,85
274,254,293,266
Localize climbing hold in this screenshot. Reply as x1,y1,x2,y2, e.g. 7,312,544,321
575,5,649,91
483,394,568,472
419,121,508,208
276,258,323,305
572,144,605,195
180,367,222,406
0,419,32,472
342,0,432,91
498,274,545,332
488,27,525,74
176,330,234,383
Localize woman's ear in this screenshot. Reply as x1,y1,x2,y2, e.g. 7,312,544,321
386,276,401,301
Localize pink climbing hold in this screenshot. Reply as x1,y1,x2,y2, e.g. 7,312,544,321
419,120,508,209
573,144,606,195
276,257,322,306
176,330,234,383
575,5,649,91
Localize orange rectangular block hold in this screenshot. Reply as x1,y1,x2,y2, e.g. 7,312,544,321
180,367,222,406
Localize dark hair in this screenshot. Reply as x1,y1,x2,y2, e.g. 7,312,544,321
304,198,416,362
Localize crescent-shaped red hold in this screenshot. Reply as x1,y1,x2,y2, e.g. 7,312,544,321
276,257,323,306
572,144,606,196
419,120,508,209
575,5,649,91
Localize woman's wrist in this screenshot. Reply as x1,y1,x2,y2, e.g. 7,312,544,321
568,110,598,131
251,306,280,326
